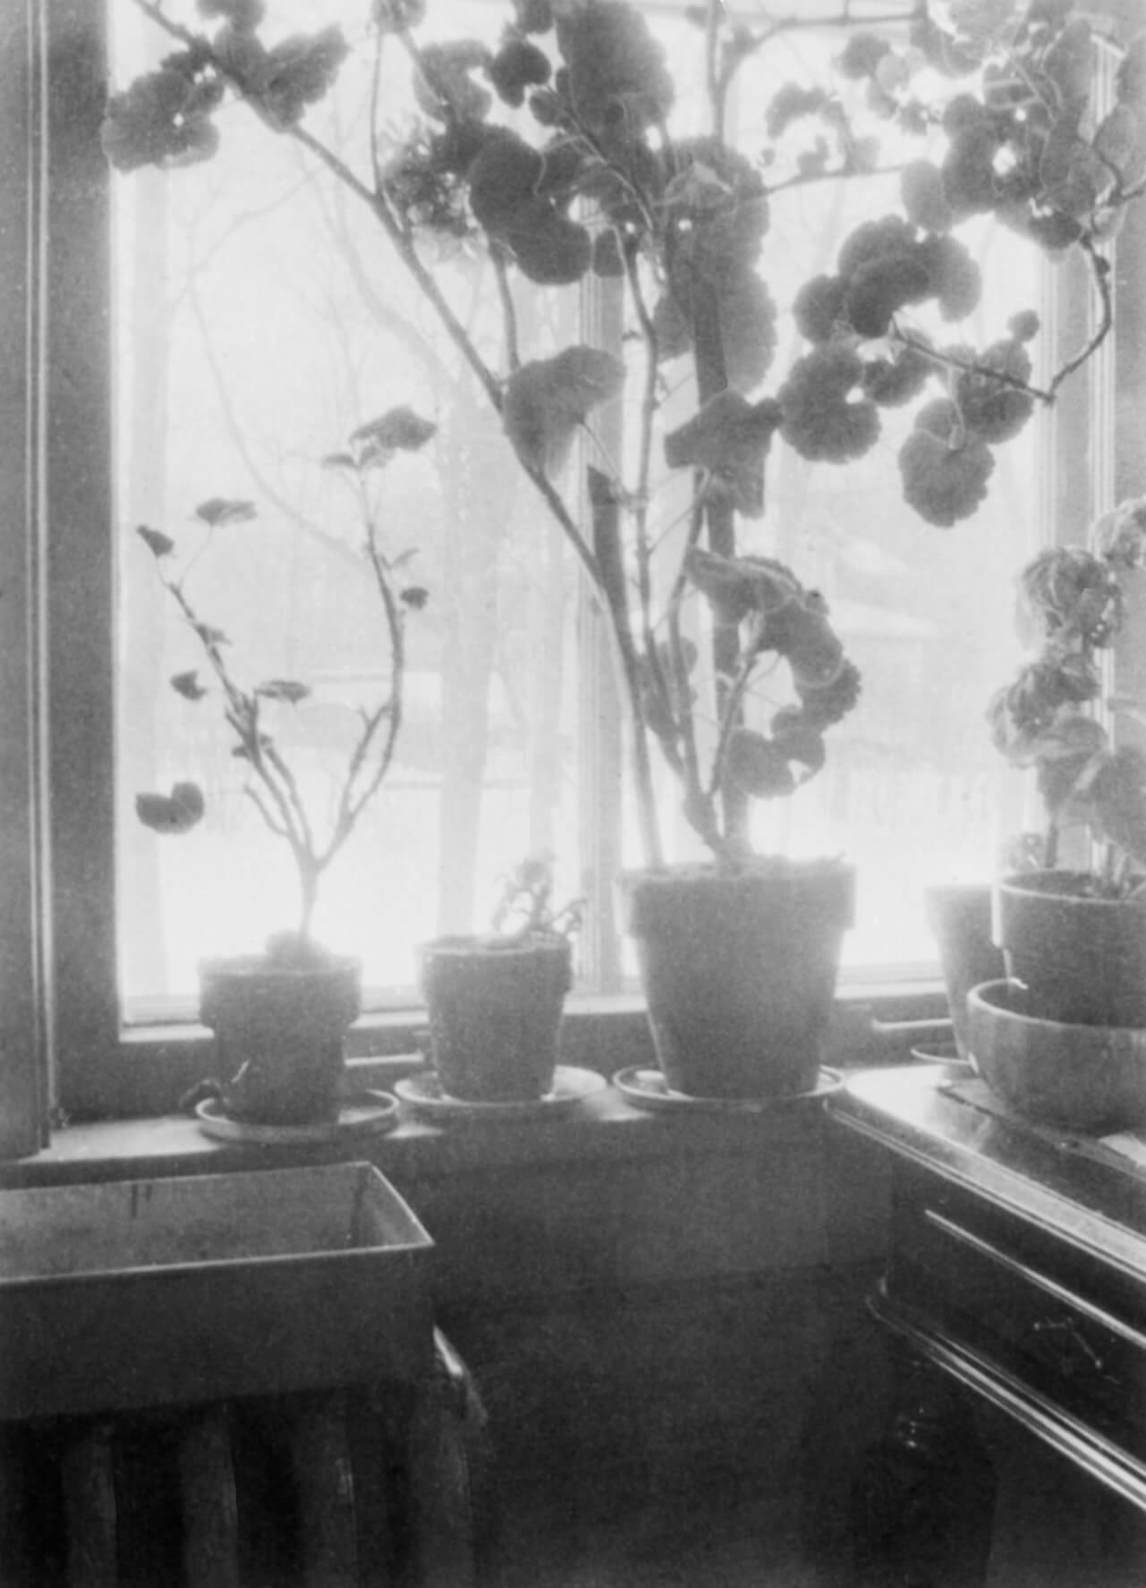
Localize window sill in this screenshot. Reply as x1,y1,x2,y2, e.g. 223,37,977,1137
4,1076,847,1191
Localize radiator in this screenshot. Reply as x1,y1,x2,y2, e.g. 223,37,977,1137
0,1333,493,1588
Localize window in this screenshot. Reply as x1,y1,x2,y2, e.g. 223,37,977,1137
4,0,1140,1125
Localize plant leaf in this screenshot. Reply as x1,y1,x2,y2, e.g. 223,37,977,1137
503,347,625,475
171,670,207,701
195,497,257,527
137,524,176,558
256,679,311,704
725,730,796,799
135,781,205,835
350,406,437,456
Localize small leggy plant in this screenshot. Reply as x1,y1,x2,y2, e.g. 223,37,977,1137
135,406,436,953
488,853,583,946
988,496,1146,896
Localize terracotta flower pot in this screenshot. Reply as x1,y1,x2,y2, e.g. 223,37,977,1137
419,935,572,1102
622,859,854,1099
967,978,1146,1134
199,952,361,1125
994,870,1146,1028
924,883,1005,1062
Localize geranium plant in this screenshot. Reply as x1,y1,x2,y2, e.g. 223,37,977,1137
988,495,1146,895
135,406,436,950
105,0,1146,874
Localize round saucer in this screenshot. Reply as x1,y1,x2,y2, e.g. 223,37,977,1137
195,1090,400,1146
611,1066,842,1115
394,1065,606,1122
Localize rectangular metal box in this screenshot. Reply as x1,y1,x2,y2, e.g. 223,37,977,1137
0,1161,434,1420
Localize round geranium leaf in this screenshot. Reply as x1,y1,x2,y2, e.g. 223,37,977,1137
901,160,955,232
793,275,847,344
725,730,796,799
899,403,995,526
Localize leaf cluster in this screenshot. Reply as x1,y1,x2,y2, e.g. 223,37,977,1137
988,498,1146,884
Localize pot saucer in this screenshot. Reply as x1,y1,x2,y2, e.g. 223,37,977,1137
611,1066,842,1115
394,1065,606,1122
195,1089,400,1146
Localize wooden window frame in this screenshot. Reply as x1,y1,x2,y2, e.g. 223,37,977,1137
5,0,1141,1128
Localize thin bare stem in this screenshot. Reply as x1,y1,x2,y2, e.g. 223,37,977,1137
665,496,709,825
492,247,522,372
1048,236,1114,398
134,0,506,415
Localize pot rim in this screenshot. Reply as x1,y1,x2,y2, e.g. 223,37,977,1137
969,977,1146,1041
419,932,571,959
997,869,1146,910
620,856,853,889
198,952,362,981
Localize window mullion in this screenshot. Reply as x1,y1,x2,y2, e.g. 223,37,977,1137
45,0,120,1117
0,0,51,1155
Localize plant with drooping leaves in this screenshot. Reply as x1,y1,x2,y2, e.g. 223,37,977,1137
988,495,1146,897
106,0,1146,872
135,406,436,952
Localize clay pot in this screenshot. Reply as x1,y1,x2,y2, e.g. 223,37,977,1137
995,870,1146,1028
967,978,1146,1134
924,883,1006,1063
622,859,854,1099
199,953,361,1125
420,935,572,1102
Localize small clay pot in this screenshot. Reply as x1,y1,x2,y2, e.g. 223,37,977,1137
199,952,361,1126
419,935,572,1102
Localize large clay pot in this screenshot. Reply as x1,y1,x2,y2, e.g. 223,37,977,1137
994,870,1146,1028
199,951,361,1125
622,859,854,1099
419,934,572,1102
924,883,1005,1062
967,978,1146,1133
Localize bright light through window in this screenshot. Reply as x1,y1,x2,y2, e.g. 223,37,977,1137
113,0,1041,1012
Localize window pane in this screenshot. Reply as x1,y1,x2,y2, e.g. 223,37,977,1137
113,2,1049,1012
113,0,584,1009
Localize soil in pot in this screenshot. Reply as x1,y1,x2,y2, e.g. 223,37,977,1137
419,934,572,1102
967,978,1146,1134
924,883,1006,1062
995,870,1146,1028
198,945,361,1126
622,859,854,1100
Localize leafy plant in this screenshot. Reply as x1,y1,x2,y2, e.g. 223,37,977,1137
135,407,436,947
106,0,1146,873
489,853,583,944
988,496,1146,895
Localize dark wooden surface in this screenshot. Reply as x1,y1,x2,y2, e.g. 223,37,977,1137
830,1063,1146,1587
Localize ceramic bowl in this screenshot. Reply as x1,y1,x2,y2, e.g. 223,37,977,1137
967,978,1146,1134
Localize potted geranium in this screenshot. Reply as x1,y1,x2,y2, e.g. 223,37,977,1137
106,0,1146,1097
967,497,1146,1131
135,410,435,1124
987,496,1146,1028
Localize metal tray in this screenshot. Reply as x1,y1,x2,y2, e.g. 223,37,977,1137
0,1161,434,1420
